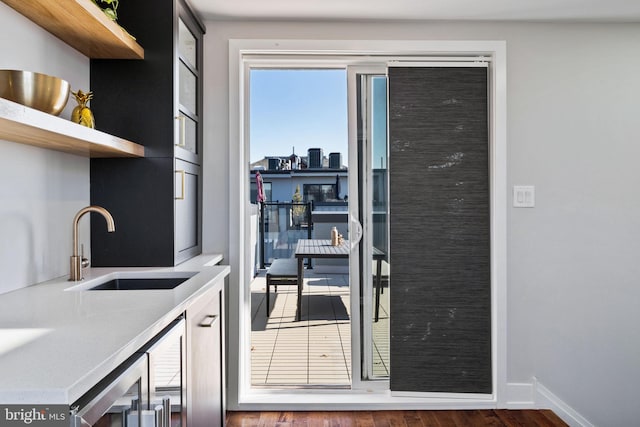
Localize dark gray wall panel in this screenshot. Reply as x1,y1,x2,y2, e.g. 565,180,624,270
388,66,491,394
90,157,174,267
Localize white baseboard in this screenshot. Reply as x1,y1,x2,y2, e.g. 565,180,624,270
504,381,536,409
535,379,595,427
504,379,593,427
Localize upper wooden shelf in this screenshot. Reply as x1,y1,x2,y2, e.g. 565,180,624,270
2,0,144,59
0,97,145,158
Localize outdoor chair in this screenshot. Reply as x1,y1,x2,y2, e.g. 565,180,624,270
265,258,299,316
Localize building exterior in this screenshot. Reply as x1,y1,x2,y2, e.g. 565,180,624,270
250,149,347,203
251,169,347,203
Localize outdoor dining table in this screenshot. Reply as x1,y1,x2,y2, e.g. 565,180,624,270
294,239,386,321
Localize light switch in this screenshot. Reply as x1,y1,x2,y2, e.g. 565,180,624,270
513,185,535,208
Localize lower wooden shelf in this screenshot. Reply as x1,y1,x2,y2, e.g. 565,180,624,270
0,97,144,158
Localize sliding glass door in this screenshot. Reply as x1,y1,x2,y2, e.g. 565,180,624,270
347,67,390,383
349,63,492,394
244,59,493,394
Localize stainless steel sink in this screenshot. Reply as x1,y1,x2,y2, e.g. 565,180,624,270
65,271,198,291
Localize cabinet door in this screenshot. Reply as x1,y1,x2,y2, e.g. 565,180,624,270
146,319,187,427
175,1,204,165
187,287,224,427
175,159,201,263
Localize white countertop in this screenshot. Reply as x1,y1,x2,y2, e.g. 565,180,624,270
0,254,229,405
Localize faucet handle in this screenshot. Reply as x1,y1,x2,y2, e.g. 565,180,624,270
81,244,90,268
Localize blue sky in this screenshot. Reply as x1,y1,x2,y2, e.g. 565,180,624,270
249,69,348,164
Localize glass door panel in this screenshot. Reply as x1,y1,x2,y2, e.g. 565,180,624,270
147,319,186,427
176,15,201,159
179,62,197,114
178,19,196,67
248,68,351,388
70,354,149,426
369,75,389,379
347,67,389,383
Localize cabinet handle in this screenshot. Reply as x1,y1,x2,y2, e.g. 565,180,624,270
175,170,186,200
175,115,186,147
199,314,218,327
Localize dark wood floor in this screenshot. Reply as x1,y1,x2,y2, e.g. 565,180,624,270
226,410,568,427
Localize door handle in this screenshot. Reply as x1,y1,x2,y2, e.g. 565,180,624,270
175,115,186,148
350,214,363,250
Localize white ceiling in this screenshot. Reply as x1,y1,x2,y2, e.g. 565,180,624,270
189,0,640,22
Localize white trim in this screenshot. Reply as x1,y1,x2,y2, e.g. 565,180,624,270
230,39,504,56
228,38,508,410
504,381,536,409
238,389,498,411
502,379,594,426
391,391,494,400
491,40,509,409
346,64,364,388
238,57,491,70
227,40,241,409
388,61,489,67
536,380,595,427
346,65,389,384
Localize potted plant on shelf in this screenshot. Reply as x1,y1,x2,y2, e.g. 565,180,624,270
92,0,119,21
91,0,136,39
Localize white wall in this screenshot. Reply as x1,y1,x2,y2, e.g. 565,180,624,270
0,3,90,294
202,20,640,426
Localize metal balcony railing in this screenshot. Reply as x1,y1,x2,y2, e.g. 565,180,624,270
259,202,313,269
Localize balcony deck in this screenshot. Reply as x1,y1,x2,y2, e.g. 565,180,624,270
250,270,389,387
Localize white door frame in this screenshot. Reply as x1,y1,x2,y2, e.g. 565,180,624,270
347,65,381,387
227,39,507,410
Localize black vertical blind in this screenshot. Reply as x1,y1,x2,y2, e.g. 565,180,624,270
388,66,491,394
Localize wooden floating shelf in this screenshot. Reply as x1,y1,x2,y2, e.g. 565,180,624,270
2,0,144,59
0,98,145,158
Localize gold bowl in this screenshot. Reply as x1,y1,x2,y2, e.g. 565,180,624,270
0,70,70,116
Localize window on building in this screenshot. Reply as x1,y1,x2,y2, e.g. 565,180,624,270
303,184,336,202
250,181,272,203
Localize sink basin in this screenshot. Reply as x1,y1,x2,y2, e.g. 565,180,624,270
88,277,190,290
65,271,198,291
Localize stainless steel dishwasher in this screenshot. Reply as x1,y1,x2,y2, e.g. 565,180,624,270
70,318,186,427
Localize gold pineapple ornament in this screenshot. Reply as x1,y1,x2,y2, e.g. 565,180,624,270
71,90,95,129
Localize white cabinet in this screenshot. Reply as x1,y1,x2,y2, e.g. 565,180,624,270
187,284,225,427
